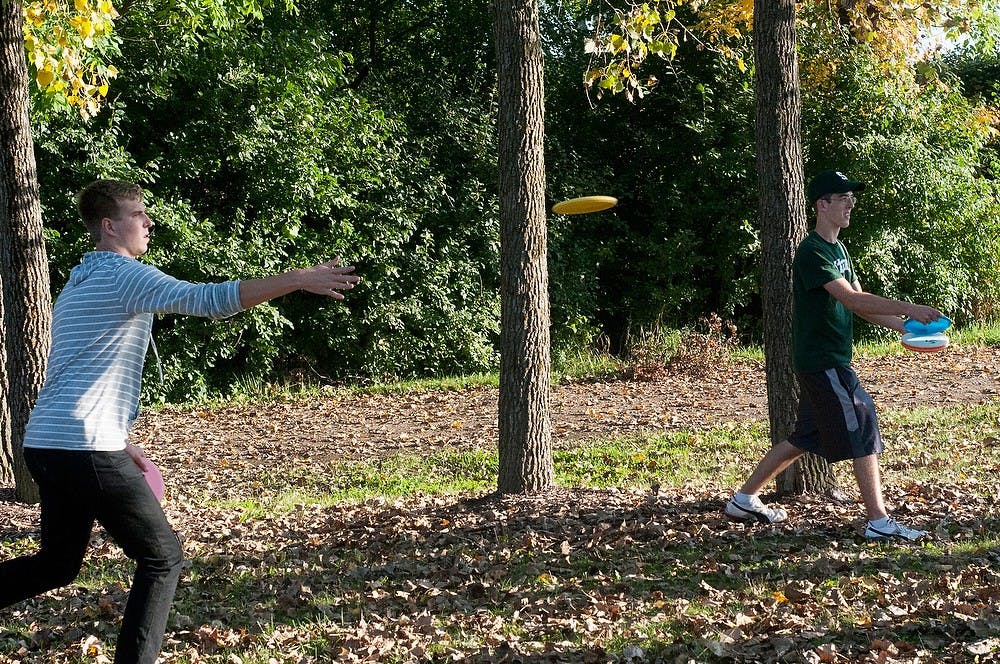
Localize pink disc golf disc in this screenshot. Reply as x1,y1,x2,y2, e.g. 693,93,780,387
142,461,166,502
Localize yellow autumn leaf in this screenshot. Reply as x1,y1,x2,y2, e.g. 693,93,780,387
25,7,45,27
76,18,93,37
36,68,54,87
773,591,788,604
98,82,108,96
74,0,88,12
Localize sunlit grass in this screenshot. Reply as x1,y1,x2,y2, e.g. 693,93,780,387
191,401,1000,513
200,424,773,513
552,346,623,381
352,372,500,395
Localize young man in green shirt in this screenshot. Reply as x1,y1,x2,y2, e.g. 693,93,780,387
724,170,942,541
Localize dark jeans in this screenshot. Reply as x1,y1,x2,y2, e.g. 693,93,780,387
0,448,184,664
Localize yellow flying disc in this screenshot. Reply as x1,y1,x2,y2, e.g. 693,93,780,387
552,195,618,215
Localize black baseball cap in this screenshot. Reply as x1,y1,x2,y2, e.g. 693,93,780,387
807,170,866,204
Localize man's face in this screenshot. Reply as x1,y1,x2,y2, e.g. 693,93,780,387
110,197,154,257
818,191,856,227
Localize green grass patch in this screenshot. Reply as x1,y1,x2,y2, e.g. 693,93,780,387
199,401,1000,513
879,402,1000,486
555,423,772,489
352,372,500,395
207,450,500,514
553,346,624,382
202,422,779,513
952,320,1000,346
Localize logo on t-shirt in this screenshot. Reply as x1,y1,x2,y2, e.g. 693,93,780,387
834,257,850,276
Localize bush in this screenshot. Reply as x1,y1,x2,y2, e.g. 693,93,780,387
34,3,502,402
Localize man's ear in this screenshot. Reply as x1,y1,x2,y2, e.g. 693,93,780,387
100,217,116,238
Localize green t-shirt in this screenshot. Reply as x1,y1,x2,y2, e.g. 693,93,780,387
792,230,856,373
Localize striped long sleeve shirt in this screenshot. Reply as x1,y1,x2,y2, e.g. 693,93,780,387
24,251,245,452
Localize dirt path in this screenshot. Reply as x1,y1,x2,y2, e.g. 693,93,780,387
130,344,1000,464
2,344,997,517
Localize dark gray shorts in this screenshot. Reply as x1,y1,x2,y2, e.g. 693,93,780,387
788,365,884,463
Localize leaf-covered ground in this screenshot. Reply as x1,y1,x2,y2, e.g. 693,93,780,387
1,345,999,663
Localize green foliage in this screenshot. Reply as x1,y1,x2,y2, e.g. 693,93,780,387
546,5,761,349
799,23,1000,327
23,0,122,119
582,1,683,102
34,0,501,401
28,0,1000,395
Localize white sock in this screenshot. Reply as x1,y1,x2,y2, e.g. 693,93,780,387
734,492,757,506
868,516,892,528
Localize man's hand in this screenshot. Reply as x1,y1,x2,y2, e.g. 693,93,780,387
239,257,361,308
905,303,943,325
296,258,361,300
125,442,149,472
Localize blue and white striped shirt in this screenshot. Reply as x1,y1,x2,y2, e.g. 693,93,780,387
24,251,244,452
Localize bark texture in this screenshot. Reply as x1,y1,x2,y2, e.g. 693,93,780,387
493,0,553,494
753,0,836,495
0,0,52,502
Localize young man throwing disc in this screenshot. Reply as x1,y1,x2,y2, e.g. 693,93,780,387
0,180,360,663
724,169,942,541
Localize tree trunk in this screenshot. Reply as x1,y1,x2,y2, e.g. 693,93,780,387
0,0,51,503
493,0,553,494
753,0,836,496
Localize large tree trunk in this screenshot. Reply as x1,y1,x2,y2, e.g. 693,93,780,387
493,0,553,494
753,0,836,496
0,0,51,503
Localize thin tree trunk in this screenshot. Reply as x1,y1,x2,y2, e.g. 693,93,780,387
0,0,20,489
754,0,836,496
493,0,553,494
0,0,51,503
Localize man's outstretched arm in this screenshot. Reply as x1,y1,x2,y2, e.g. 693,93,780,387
823,277,941,331
238,258,360,309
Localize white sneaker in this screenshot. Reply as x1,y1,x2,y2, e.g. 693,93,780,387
865,518,927,542
724,495,788,524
